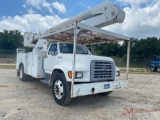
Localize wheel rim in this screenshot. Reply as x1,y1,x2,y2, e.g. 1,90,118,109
20,68,23,79
157,67,160,72
54,80,64,99
151,66,154,71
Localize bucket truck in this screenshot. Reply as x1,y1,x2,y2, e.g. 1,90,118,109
16,1,130,106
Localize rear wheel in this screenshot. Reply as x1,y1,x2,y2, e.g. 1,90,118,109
150,65,155,72
157,65,160,73
52,73,71,106
19,65,28,82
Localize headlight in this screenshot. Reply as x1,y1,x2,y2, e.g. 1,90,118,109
76,72,83,78
116,71,120,76
68,71,83,79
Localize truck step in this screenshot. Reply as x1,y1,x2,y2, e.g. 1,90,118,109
40,73,51,86
40,79,50,85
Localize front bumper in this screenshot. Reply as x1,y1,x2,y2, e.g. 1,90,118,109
72,80,128,98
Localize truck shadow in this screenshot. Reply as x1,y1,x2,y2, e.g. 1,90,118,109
69,94,118,108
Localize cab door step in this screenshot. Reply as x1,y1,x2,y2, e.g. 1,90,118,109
40,73,51,86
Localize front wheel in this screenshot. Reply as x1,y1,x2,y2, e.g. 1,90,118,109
52,73,71,106
150,65,155,72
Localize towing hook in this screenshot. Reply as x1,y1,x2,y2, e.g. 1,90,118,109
91,88,95,93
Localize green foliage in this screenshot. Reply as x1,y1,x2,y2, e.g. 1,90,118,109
0,30,23,50
94,37,160,59
130,37,160,59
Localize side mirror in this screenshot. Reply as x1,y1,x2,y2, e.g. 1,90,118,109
43,42,48,58
51,51,57,56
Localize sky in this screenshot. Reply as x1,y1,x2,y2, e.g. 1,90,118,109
0,0,160,39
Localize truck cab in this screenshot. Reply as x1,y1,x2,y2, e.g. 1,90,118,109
17,41,120,83
45,42,120,82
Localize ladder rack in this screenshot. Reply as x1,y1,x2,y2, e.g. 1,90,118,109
40,22,130,45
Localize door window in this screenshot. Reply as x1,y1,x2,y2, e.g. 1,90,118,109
48,44,57,55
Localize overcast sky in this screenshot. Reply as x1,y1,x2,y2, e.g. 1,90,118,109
0,0,160,39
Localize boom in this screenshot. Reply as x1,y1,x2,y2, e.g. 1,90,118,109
24,1,126,47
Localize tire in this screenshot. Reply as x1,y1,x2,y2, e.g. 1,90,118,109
52,73,71,106
19,65,28,82
99,91,113,96
150,65,155,72
157,65,160,73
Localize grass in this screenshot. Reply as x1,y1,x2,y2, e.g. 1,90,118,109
120,67,146,72
0,64,16,69
111,56,159,74
112,56,126,67
120,67,159,74
111,56,151,68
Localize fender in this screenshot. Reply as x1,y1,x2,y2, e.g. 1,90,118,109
51,62,89,82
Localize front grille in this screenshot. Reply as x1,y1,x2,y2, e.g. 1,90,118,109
90,60,115,82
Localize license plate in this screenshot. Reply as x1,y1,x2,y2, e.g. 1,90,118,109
104,83,110,89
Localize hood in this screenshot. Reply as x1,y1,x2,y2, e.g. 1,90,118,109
57,54,115,71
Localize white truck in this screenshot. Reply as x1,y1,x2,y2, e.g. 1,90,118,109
16,1,130,106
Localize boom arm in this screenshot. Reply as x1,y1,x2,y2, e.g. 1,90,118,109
24,1,125,47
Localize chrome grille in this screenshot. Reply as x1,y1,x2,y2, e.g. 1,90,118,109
90,60,115,82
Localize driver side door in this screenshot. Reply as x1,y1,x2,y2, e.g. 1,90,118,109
44,43,58,72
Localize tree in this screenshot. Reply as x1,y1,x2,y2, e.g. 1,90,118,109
0,30,23,50
130,37,160,59
93,37,160,59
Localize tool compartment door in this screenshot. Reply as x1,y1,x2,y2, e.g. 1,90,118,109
28,53,33,76
28,52,45,78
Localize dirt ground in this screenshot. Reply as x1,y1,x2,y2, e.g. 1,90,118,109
0,69,160,120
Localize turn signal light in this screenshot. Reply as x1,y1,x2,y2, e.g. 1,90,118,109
68,71,76,79
68,71,83,79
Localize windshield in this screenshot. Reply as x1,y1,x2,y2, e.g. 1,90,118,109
60,43,89,54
